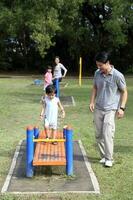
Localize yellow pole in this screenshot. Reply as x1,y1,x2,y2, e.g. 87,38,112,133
79,57,82,86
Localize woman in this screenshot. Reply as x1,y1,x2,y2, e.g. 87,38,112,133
53,56,67,96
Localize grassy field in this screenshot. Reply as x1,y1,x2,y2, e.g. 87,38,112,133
0,76,133,200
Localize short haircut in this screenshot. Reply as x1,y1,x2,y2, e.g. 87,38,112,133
47,66,52,70
95,52,110,64
45,85,56,94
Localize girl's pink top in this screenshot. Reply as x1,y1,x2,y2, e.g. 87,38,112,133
44,72,52,88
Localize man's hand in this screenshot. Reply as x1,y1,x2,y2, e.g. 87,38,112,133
117,109,124,119
89,103,95,112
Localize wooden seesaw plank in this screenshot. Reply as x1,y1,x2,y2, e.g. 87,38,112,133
33,130,66,166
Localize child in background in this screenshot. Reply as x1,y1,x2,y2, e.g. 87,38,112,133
44,66,52,90
40,85,65,144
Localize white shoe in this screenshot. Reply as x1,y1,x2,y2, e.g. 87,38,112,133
105,160,113,167
99,158,106,164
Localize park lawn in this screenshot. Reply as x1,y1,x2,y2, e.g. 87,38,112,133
0,76,133,200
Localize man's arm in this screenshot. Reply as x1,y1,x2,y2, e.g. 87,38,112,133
117,87,128,118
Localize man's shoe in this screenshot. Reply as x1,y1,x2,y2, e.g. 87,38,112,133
105,160,113,167
99,158,106,164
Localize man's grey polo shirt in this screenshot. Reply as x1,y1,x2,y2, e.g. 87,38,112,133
94,67,126,111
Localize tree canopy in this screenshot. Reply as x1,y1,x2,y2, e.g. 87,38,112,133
0,0,133,74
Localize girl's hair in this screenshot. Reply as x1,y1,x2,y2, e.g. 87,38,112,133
95,52,110,64
47,66,52,70
44,66,52,74
55,56,60,60
45,85,56,94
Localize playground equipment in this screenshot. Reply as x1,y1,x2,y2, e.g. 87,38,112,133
26,126,73,178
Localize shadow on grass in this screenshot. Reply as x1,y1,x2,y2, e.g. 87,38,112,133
88,157,100,164
115,144,133,154
74,154,99,164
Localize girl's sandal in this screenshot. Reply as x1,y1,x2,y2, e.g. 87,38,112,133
52,142,58,145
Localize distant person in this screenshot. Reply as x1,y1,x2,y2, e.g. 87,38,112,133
43,66,53,90
53,56,67,95
89,51,128,167
40,85,65,145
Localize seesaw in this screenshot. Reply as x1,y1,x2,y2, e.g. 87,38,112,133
26,126,73,177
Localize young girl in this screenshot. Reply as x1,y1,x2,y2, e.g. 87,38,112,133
40,85,65,144
44,66,52,90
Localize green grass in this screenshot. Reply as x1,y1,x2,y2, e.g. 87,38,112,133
0,76,133,200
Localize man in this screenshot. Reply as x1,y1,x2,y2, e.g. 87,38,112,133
89,52,128,167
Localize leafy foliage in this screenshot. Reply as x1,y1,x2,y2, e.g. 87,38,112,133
0,0,132,73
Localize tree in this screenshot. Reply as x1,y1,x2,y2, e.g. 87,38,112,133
0,0,62,70
0,0,132,73
57,0,133,73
